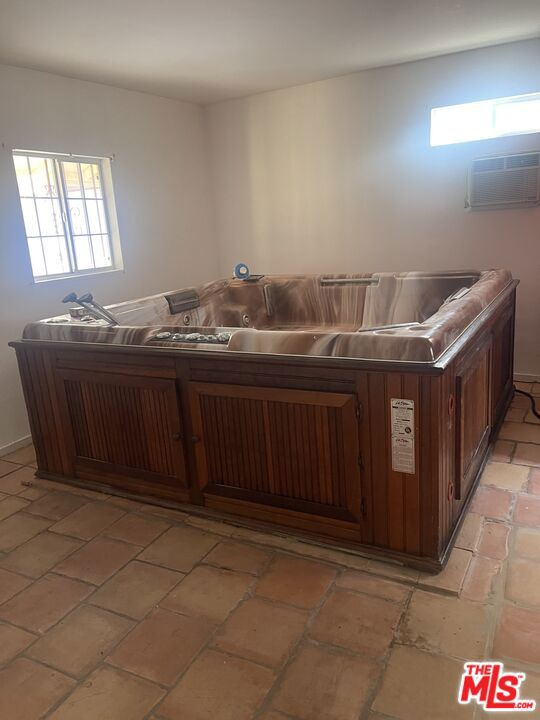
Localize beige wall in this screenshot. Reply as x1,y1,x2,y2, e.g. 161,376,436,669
0,64,218,452
206,39,540,377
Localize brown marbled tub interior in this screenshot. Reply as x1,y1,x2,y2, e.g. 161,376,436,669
22,269,513,362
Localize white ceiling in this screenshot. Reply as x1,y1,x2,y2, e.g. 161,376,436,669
1,0,539,104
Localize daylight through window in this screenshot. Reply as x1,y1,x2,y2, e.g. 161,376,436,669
13,151,120,280
430,92,540,146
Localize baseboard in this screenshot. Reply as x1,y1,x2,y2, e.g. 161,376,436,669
0,435,32,458
514,373,540,384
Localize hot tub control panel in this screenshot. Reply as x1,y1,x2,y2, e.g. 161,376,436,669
152,331,231,345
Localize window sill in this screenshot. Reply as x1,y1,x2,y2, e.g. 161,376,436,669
32,267,125,285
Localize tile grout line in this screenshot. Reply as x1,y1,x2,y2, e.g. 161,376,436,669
358,585,414,720
149,544,277,718
38,537,231,718
249,563,345,718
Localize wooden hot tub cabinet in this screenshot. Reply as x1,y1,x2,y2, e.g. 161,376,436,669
11,284,516,571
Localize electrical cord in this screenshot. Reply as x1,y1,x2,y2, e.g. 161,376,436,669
514,386,540,420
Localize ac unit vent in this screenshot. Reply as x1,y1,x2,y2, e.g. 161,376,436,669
506,153,540,169
473,157,505,172
467,152,540,209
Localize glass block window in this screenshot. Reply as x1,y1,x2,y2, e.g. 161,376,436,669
13,151,121,280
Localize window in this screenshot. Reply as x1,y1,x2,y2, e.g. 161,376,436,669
430,92,540,147
13,151,122,280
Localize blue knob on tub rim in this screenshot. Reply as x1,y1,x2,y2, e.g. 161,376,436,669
233,262,250,280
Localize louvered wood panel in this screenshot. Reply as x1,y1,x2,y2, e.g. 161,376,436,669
58,369,186,487
455,337,491,500
491,309,514,426
200,394,270,493
13,347,72,475
189,383,362,522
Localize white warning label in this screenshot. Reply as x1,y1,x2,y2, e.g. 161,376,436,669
391,398,415,474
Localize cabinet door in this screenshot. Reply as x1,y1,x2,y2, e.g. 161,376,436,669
188,382,362,523
57,369,187,492
455,337,492,501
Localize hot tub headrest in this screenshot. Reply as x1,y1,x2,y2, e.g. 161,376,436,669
165,288,200,314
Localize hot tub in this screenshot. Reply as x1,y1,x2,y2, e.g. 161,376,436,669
11,269,517,570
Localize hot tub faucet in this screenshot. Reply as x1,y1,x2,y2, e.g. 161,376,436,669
62,292,119,326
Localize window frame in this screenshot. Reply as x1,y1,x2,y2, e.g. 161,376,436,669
430,92,540,147
12,149,123,283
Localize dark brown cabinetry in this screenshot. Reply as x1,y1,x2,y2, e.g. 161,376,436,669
57,369,187,495
454,336,492,501
188,382,362,522
490,308,515,426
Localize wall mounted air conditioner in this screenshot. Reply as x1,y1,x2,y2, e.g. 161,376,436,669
466,151,540,209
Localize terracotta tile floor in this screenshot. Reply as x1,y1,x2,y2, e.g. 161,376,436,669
1,390,540,719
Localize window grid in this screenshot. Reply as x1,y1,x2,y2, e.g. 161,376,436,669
77,163,94,268
54,159,76,274
25,156,67,277
13,152,115,279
